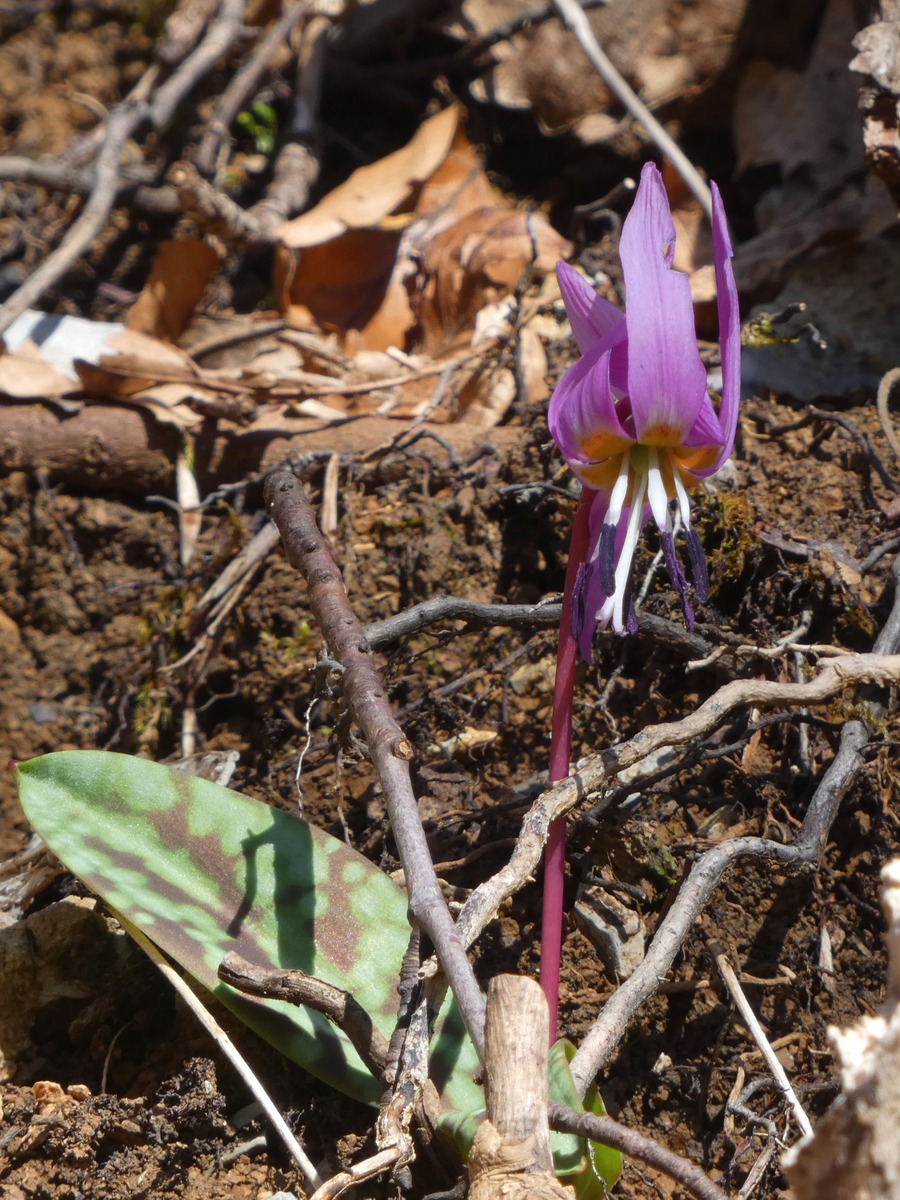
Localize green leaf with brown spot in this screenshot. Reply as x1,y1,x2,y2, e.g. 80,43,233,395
16,750,483,1115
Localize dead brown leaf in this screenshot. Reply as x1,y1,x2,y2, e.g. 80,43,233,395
0,339,78,400
126,239,220,342
275,101,570,406
278,105,460,249
416,207,570,356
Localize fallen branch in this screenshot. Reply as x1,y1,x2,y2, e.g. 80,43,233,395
365,595,712,657
263,468,487,1060
548,1106,726,1200
0,402,521,495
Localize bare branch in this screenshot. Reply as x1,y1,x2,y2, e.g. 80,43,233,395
567,559,900,1094
263,469,486,1061
548,1105,727,1200
218,951,390,1079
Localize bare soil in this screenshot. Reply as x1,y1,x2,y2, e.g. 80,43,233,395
2,5,900,1200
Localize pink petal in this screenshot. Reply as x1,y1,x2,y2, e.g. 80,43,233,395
548,336,631,465
681,392,726,450
619,163,709,443
557,262,626,355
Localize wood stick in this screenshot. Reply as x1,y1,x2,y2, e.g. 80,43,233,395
263,468,486,1061
468,976,570,1200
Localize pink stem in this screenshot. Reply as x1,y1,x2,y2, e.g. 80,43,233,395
541,488,593,1042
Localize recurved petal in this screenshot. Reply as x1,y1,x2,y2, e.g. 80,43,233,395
557,261,626,355
549,340,633,466
708,180,741,470
619,163,709,443
681,391,726,450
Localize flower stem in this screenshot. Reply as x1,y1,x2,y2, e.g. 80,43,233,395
541,488,592,1041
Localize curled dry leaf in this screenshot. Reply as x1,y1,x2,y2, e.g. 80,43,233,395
126,239,221,343
274,105,570,369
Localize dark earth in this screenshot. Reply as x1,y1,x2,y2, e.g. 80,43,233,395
1,3,900,1199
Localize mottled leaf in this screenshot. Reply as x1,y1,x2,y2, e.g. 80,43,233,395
16,751,482,1114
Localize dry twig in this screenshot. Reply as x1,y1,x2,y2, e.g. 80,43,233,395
709,939,813,1139
548,0,713,219
263,468,486,1060
548,1105,726,1200
124,920,323,1189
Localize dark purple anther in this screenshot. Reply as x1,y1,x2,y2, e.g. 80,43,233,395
571,560,591,645
598,523,617,595
686,528,710,603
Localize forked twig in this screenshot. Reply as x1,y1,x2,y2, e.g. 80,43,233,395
567,558,900,1094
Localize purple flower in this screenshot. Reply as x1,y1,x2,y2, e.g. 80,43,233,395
549,162,740,658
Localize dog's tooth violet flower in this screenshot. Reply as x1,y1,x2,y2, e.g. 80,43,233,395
549,162,740,658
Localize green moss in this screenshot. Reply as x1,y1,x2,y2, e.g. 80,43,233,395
644,836,678,885
702,493,757,591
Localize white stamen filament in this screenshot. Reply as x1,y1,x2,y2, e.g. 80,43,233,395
596,471,648,633
673,465,693,529
604,453,631,532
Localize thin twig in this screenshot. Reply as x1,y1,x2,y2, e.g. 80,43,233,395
218,952,390,1078
263,469,486,1061
548,1105,726,1200
364,595,712,656
0,157,179,214
123,918,324,1190
0,0,246,335
876,367,900,466
0,105,146,335
197,0,312,175
709,940,813,1139
548,0,713,220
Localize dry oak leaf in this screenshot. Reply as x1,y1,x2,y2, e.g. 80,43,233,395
278,105,460,249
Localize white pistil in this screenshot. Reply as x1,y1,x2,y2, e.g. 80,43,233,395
646,447,670,532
